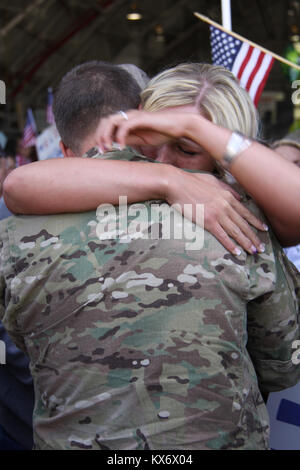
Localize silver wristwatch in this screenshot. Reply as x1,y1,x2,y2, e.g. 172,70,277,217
222,132,252,169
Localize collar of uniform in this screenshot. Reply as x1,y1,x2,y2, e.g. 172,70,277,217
82,147,101,159
82,145,151,162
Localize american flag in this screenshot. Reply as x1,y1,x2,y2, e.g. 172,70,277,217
46,87,55,125
22,108,37,148
210,25,274,106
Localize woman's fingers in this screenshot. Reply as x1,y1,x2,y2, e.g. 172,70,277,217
203,204,249,255
190,188,266,255
219,217,259,254
225,206,266,254
206,213,263,256
202,191,267,250
204,221,243,256
95,113,126,152
230,197,268,233
191,176,267,233
115,112,175,148
167,171,268,256
96,110,184,151
209,195,265,254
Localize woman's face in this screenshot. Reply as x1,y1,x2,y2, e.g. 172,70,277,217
143,104,215,171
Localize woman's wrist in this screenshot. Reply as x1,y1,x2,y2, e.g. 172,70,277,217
184,114,234,165
156,163,180,203
183,114,204,142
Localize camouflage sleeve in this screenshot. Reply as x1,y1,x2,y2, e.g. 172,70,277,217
0,220,26,353
82,146,151,163
247,236,300,394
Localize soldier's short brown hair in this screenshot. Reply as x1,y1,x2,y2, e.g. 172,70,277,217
53,61,142,155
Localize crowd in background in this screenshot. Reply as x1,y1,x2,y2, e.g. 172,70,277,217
0,137,37,201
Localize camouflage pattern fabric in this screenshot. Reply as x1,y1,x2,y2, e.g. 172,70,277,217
0,148,299,450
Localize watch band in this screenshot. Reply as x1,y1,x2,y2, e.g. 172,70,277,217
222,131,252,169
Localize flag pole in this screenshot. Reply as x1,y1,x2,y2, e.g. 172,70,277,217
194,11,300,72
221,0,232,31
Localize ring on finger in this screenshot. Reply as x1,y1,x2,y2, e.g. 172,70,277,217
118,110,129,121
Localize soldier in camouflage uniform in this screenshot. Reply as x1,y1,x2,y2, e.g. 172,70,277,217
1,144,300,450
1,61,300,450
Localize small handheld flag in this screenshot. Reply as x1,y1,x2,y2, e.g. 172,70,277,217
46,87,55,125
22,108,37,148
210,25,274,106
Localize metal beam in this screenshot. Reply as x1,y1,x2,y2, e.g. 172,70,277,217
25,0,128,103
0,0,48,38
0,5,25,13
145,22,202,70
11,9,100,97
11,5,66,73
256,0,276,39
11,0,127,99
25,14,108,103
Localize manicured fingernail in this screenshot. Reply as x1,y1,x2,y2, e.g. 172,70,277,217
263,224,269,231
97,146,103,154
258,243,265,253
233,248,242,256
251,245,258,254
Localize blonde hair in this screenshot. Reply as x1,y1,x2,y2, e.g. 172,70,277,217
141,63,259,139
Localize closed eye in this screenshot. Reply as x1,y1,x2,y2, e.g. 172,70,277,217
177,144,198,156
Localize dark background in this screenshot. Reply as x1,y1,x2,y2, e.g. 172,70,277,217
0,0,299,141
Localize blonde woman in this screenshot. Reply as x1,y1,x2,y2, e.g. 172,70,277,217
4,63,300,251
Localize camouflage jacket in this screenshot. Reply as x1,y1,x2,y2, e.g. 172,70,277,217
0,148,299,450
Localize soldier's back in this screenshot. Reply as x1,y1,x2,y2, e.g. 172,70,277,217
0,201,285,450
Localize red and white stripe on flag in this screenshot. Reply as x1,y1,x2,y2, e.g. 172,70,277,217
210,26,274,106
232,43,274,106
22,108,37,148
